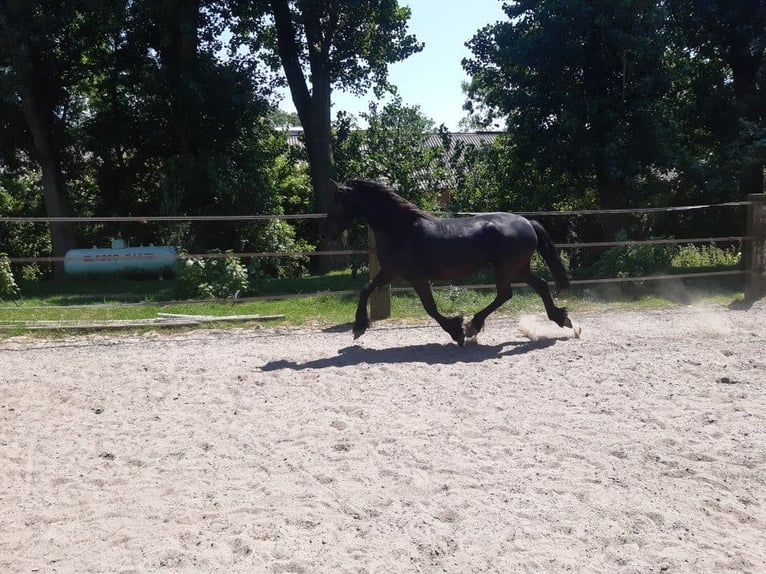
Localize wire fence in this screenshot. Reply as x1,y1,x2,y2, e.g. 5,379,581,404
1,196,764,310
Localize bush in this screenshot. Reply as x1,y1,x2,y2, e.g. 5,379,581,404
20,264,43,282
1,175,52,278
0,254,21,300
671,244,741,268
175,252,249,299
591,231,678,278
245,219,314,279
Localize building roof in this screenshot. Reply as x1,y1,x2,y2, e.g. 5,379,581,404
286,131,501,149
286,131,503,193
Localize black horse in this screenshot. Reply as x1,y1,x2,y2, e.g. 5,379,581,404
323,179,579,345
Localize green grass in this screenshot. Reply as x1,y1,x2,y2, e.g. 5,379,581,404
0,270,747,338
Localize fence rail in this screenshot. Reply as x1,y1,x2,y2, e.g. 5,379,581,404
0,199,750,223
1,195,764,312
2,236,751,265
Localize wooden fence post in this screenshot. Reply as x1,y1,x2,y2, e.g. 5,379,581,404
368,227,391,320
745,193,766,301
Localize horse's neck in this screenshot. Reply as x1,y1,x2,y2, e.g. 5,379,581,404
357,198,392,230
357,205,385,230
362,206,413,235
354,194,407,231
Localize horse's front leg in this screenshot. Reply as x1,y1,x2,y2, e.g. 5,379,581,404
411,280,465,346
353,269,393,339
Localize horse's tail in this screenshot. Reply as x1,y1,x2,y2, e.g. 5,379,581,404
530,220,570,293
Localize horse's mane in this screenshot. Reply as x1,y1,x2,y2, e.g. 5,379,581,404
345,180,435,229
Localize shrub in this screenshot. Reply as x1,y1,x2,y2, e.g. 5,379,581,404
0,254,21,300
175,251,249,299
671,244,741,268
245,219,314,279
591,231,678,278
20,264,43,282
1,176,52,279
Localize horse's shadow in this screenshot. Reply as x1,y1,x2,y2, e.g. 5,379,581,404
260,337,556,372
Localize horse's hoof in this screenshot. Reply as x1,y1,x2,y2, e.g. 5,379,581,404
462,324,478,345
443,316,465,346
352,318,370,339
563,317,581,338
464,318,483,340
352,325,367,339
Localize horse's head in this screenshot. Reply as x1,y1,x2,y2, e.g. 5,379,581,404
323,180,356,239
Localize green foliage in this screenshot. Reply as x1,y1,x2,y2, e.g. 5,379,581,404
229,0,423,224
463,0,764,209
230,0,423,96
360,98,448,208
266,151,315,239
671,244,741,268
445,136,507,213
334,98,449,210
0,0,762,288
20,265,43,282
0,254,21,300
246,219,314,280
269,109,301,129
664,0,765,200
175,252,249,300
333,111,368,183
592,231,678,278
464,0,674,207
0,174,52,278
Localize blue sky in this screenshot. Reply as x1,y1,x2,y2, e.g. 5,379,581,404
279,0,507,130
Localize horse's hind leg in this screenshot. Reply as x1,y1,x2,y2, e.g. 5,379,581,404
519,265,578,333
411,280,465,346
466,268,514,340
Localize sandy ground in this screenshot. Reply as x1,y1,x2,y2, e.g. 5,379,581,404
1,302,765,574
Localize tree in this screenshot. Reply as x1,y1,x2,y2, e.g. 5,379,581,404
77,0,292,252
127,0,219,217
0,0,94,278
464,0,675,239
667,0,766,199
0,0,310,275
231,0,422,266
353,97,448,209
269,108,301,129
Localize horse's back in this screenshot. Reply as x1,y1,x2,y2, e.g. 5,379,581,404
398,212,537,279
471,212,536,238
438,213,537,250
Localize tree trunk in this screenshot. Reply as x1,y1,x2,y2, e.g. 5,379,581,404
3,27,76,280
174,0,203,212
593,143,630,243
270,0,344,272
160,0,204,209
730,27,764,198
303,80,346,272
304,90,335,213
20,94,75,280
